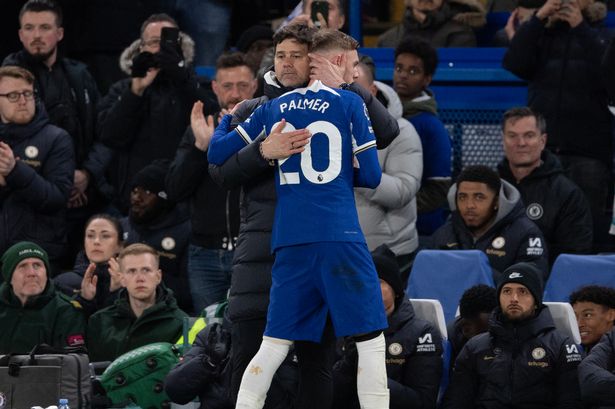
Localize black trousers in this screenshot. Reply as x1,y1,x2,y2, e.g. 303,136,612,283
230,316,336,409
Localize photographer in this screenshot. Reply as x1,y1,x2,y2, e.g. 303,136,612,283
97,13,216,214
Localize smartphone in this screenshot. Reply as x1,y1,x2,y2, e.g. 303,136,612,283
160,26,181,52
311,1,329,28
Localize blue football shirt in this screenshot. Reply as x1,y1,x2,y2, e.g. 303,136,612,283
208,81,381,251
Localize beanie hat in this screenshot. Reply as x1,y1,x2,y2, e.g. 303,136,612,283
131,160,170,200
1,241,50,282
372,244,404,303
236,25,274,53
497,262,544,307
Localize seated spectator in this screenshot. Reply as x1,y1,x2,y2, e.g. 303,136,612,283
0,65,74,274
97,13,216,213
354,55,423,280
0,241,86,353
578,327,615,408
497,107,593,264
87,243,187,362
442,262,584,409
377,0,486,48
431,165,549,280
393,38,452,237
447,284,497,365
55,214,124,310
333,244,443,409
122,160,192,313
570,285,615,352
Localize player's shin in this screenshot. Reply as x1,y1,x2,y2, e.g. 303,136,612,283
235,336,293,409
355,332,389,409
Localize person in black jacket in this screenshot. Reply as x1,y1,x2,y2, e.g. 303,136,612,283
333,244,443,409
207,24,399,409
3,0,113,264
447,284,497,367
0,65,74,274
97,13,216,214
502,0,613,253
165,52,256,313
121,160,192,314
442,262,584,409
431,165,549,280
578,327,615,409
497,107,593,264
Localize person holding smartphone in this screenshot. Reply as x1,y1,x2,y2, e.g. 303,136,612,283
286,0,347,30
98,13,217,215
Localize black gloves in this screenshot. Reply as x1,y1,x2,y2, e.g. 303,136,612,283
201,323,231,371
131,51,158,78
157,37,189,83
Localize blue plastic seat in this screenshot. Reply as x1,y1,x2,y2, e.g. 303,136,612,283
543,254,615,302
407,250,496,322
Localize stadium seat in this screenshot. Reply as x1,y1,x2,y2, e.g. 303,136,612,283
407,250,496,322
410,298,450,403
544,302,582,345
543,254,615,302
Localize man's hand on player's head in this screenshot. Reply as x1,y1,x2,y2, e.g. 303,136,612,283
309,52,345,88
261,119,311,160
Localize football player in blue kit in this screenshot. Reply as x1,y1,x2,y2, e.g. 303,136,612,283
208,29,389,409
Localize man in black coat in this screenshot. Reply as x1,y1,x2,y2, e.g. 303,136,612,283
578,327,615,409
166,52,256,313
333,244,443,409
431,165,549,280
442,262,584,409
207,24,399,409
97,13,216,214
3,0,112,262
0,65,74,274
497,107,593,264
502,0,613,252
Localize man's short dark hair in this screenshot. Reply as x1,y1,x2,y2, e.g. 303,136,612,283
311,29,359,54
502,106,547,134
215,52,255,76
456,165,501,194
359,54,376,83
394,37,438,77
459,284,497,319
570,285,615,310
19,0,63,26
273,24,317,49
140,13,178,38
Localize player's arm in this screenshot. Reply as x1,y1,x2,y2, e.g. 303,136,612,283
207,106,267,166
351,98,381,188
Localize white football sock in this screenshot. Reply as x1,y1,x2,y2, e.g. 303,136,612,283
355,333,390,409
235,336,293,409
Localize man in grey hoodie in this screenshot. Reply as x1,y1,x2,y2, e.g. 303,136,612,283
431,165,549,281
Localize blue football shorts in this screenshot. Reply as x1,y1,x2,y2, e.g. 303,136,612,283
264,241,388,342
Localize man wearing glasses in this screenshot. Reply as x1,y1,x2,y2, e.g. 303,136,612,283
87,243,187,362
0,65,75,275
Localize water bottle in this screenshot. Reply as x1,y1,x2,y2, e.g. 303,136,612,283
58,398,70,409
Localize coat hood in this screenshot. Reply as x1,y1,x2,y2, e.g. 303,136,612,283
448,0,487,28
405,0,486,29
374,81,403,120
119,32,196,75
489,304,555,343
447,178,522,226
